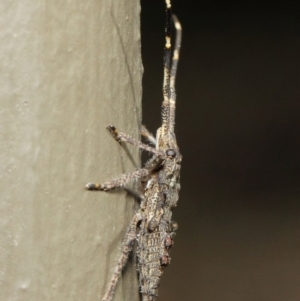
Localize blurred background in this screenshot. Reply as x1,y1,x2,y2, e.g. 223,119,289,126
140,1,300,300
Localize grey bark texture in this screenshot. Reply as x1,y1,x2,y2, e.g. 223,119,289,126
0,1,142,301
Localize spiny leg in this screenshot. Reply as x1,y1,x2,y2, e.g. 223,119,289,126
107,125,163,157
86,150,165,192
169,15,182,133
102,212,142,301
86,168,149,191
144,155,164,170
123,187,145,203
141,125,156,146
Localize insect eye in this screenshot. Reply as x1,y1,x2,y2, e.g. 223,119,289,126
166,149,176,157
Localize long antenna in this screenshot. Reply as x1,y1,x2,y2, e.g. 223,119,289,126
161,0,172,135
169,14,182,134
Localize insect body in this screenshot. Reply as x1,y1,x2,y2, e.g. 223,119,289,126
86,1,182,300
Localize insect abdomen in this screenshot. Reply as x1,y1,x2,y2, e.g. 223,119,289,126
138,229,171,301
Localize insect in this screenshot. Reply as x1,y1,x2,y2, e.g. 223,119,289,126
85,1,182,300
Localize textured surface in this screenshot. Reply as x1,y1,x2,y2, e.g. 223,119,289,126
0,0,142,300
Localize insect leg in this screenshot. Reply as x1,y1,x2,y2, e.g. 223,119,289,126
141,125,156,146
102,212,142,301
107,125,163,157
123,187,145,203
86,168,149,191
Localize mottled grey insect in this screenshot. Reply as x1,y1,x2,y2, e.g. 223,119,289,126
85,1,182,300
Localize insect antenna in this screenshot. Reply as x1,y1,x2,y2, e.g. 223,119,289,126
169,14,182,134
161,0,172,135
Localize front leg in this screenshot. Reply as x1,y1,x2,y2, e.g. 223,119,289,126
107,125,164,157
141,125,156,146
102,212,142,301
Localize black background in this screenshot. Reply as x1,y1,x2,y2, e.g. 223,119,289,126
140,1,300,300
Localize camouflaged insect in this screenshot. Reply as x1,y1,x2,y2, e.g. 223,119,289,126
86,1,182,300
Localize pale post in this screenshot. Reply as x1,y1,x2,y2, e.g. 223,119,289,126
0,0,142,300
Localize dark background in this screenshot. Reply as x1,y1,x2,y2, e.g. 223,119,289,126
140,1,300,300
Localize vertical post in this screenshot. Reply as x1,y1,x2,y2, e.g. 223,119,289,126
0,0,142,300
